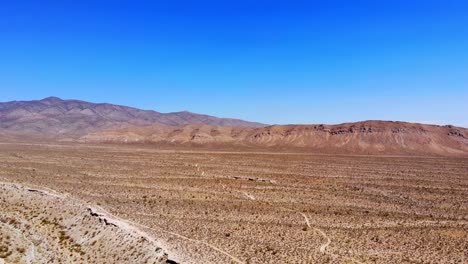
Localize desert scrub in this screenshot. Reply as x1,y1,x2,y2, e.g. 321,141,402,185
0,245,12,258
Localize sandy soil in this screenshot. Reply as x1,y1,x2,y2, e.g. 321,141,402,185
0,142,467,263
0,181,178,264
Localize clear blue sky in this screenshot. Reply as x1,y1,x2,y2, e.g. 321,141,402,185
1,1,467,126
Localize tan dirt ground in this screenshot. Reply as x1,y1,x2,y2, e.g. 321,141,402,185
0,142,467,263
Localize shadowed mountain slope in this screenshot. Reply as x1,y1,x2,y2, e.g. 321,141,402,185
0,97,265,138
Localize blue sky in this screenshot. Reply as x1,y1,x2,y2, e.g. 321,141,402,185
1,1,467,126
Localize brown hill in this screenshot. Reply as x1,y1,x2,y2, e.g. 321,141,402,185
0,97,265,138
81,121,468,156
2,97,466,156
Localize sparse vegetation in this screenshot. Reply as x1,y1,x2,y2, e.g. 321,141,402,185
0,143,466,263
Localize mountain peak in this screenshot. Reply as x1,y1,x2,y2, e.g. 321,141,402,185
40,96,63,103
0,97,266,138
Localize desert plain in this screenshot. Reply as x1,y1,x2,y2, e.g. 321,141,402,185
0,142,467,264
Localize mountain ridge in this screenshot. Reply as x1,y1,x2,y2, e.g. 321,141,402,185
1,97,467,156
0,97,266,138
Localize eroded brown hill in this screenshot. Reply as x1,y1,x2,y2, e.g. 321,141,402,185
81,121,468,156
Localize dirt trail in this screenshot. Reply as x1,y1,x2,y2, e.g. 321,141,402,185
241,192,256,200
93,204,245,264
189,162,246,263
300,213,329,253
298,212,366,264
201,157,337,262
288,209,331,254
0,181,178,263
195,160,367,264
225,171,370,264
299,213,331,254
4,181,245,264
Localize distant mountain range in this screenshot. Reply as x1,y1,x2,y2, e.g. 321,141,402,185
1,97,467,156
0,97,265,138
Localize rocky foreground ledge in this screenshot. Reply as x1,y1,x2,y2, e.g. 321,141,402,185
0,182,179,264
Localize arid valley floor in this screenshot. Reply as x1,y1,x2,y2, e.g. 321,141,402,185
0,143,467,263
